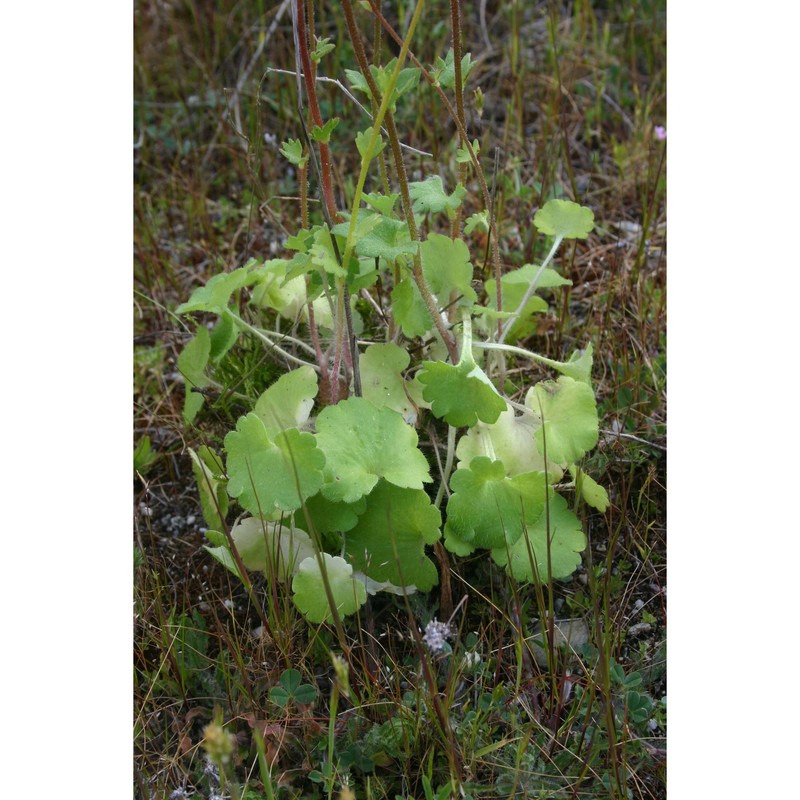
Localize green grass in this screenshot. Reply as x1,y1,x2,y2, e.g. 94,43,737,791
134,2,665,798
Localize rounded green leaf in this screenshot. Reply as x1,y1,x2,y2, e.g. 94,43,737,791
292,554,367,623
417,361,506,428
344,481,441,591
359,343,420,424
491,492,586,582
534,199,595,240
528,377,599,464
254,366,318,438
225,414,325,515
455,403,564,481
445,458,548,550
315,397,431,503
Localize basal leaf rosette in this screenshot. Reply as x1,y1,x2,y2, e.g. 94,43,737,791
292,554,368,623
443,457,548,553
344,481,441,591
315,397,431,504
225,414,325,515
527,376,599,464
491,493,586,582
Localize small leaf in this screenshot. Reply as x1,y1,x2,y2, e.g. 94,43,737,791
569,465,609,512
311,118,339,144
408,176,466,217
279,138,308,168
176,266,255,315
189,446,228,531
534,199,595,240
363,192,399,216
355,129,386,161
311,36,335,63
456,139,480,163
464,211,489,235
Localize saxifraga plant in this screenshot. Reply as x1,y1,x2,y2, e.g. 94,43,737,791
176,0,608,640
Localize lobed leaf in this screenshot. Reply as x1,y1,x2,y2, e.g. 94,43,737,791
534,199,595,240
344,481,441,591
225,414,325,515
315,397,431,503
491,493,586,582
528,377,599,464
417,360,506,428
444,457,548,550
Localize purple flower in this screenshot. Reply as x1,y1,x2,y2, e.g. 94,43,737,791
654,125,667,141
423,619,453,654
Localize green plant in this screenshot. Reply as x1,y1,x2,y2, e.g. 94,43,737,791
175,2,608,630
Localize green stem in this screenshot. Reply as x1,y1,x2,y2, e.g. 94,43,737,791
496,235,563,344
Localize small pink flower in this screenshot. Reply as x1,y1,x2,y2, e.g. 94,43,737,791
654,125,667,141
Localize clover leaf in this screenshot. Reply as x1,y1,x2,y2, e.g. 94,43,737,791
344,481,441,591
534,199,595,240
315,397,431,503
528,376,599,464
225,414,325,515
292,554,367,623
269,669,318,708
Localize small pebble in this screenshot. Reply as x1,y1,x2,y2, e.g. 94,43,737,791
628,622,652,637
185,515,196,526
633,599,645,612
